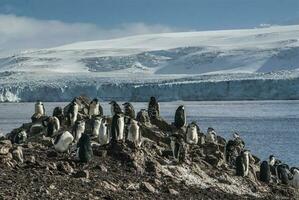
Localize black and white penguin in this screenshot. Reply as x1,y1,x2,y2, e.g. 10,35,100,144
43,116,60,137
269,155,277,176
53,106,64,124
68,100,79,126
186,122,198,145
53,131,74,153
235,150,250,177
111,113,125,141
98,117,110,145
13,130,27,144
109,101,122,116
290,168,299,188
72,120,85,143
35,100,45,116
277,164,290,185
127,119,142,147
92,117,102,138
225,132,245,165
77,134,93,163
174,105,186,129
88,98,103,117
170,134,184,162
260,160,271,183
148,96,160,119
123,102,135,119
206,127,217,143
136,109,151,124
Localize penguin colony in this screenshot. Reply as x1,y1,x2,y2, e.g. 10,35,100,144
11,96,299,189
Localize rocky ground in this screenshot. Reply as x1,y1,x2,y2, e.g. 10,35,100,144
0,96,298,200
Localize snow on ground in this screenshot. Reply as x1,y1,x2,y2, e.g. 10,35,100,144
0,25,298,102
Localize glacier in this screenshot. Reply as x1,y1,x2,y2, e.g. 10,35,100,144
0,25,299,102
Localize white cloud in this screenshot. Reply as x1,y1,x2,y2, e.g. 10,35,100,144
0,14,178,55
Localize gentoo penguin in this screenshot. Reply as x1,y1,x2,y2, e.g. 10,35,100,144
53,107,64,124
148,96,160,119
174,105,186,129
111,113,125,141
68,100,79,126
136,109,151,124
127,119,142,147
235,150,250,177
123,102,135,119
88,98,103,117
290,168,299,188
269,155,277,176
206,127,217,143
72,120,85,143
109,101,122,116
53,131,74,153
98,117,110,145
225,132,245,165
170,134,184,162
92,117,102,138
35,100,45,116
77,134,93,163
13,130,27,144
260,160,271,183
43,116,60,137
186,122,198,145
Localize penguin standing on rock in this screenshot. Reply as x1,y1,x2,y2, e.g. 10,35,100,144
290,168,299,188
127,119,142,147
43,116,60,137
260,160,271,183
77,134,93,163
92,117,102,138
88,98,103,117
206,127,217,143
53,107,64,124
35,100,45,116
174,105,186,129
68,100,79,126
98,117,110,145
186,122,198,145
109,101,122,116
72,120,85,143
111,113,125,141
123,102,135,119
13,130,27,144
235,150,250,177
170,134,185,162
148,97,160,119
54,131,74,153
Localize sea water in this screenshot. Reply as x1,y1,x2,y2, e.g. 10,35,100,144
0,100,298,166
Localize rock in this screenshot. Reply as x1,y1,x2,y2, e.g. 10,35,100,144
102,181,117,192
47,150,58,158
125,183,140,191
46,162,57,171
74,170,89,179
57,162,74,174
0,140,12,155
12,146,24,163
99,164,108,173
27,156,36,164
168,188,179,195
141,182,156,193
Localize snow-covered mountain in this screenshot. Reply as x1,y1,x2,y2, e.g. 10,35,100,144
0,25,299,102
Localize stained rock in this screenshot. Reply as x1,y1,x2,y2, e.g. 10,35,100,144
74,170,89,179
141,182,156,193
57,162,74,174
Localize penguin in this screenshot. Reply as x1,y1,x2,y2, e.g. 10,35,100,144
290,168,299,188
225,133,245,165
111,113,125,141
269,155,277,176
109,101,122,116
127,119,142,147
136,109,151,124
53,106,64,124
206,127,217,143
53,131,74,153
235,150,250,177
98,117,110,145
92,117,102,138
174,105,186,129
170,134,184,162
88,98,103,117
35,100,45,116
72,120,85,143
13,130,27,144
123,102,135,119
77,134,93,163
260,160,271,183
186,122,198,145
68,100,79,126
148,96,160,119
276,164,290,185
43,116,60,137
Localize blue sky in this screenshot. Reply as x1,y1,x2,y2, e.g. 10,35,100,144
0,0,298,53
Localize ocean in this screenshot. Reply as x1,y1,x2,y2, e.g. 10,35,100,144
0,100,298,166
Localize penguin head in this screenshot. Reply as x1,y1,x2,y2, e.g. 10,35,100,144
207,127,214,133
36,100,42,105
92,98,99,104
233,132,240,139
109,101,116,105
178,105,184,110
